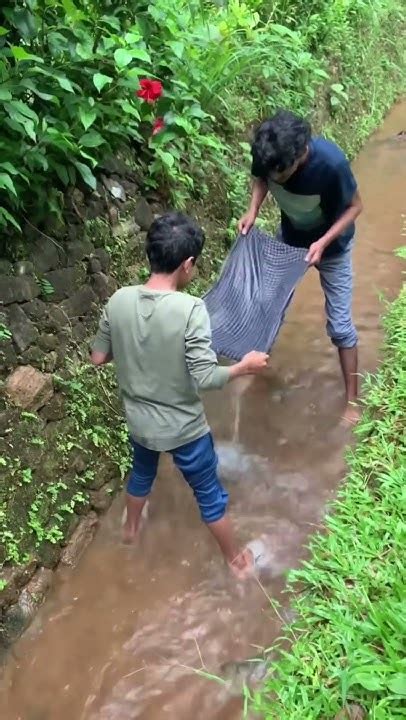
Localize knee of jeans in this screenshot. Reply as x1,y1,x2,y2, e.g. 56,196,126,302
198,485,229,524
329,326,358,348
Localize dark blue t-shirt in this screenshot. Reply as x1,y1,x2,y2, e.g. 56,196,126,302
252,137,358,256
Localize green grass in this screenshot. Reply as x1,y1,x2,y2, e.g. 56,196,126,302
251,276,406,718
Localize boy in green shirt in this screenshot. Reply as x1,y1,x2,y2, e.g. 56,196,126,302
91,212,268,578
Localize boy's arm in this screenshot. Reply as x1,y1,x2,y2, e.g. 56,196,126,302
90,306,113,366
306,161,362,264
185,302,268,389
185,302,231,390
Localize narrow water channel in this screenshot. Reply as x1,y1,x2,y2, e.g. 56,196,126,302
1,103,405,720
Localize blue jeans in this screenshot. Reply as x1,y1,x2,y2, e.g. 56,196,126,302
127,433,229,524
317,242,358,348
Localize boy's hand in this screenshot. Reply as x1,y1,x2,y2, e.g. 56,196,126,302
238,211,257,235
240,351,269,373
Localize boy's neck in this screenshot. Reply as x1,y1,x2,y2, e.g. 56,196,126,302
145,272,179,291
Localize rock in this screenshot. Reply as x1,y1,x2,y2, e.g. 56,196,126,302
43,351,58,373
20,346,45,368
45,305,69,332
86,197,105,220
102,175,126,202
221,658,270,695
21,298,48,320
37,333,58,352
43,214,67,240
31,236,61,273
0,560,37,611
335,705,366,720
60,512,99,567
0,407,20,436
36,541,61,569
6,366,53,411
92,248,111,273
91,272,110,302
40,393,65,420
59,285,97,319
69,447,90,474
0,259,12,275
88,256,102,274
0,275,40,305
112,218,140,240
8,304,39,352
71,322,88,343
1,567,52,644
42,267,83,302
99,155,131,176
134,197,154,231
90,481,116,512
0,339,18,370
65,238,95,266
14,260,35,276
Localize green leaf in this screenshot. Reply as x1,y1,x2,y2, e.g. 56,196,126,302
0,173,17,197
55,75,75,93
158,151,175,168
121,100,140,119
387,674,406,696
93,73,113,93
79,106,97,131
5,100,38,122
79,131,105,148
20,78,58,103
9,8,38,40
114,47,151,68
0,206,21,231
130,48,151,63
11,46,43,63
73,161,96,190
0,26,9,37
0,162,18,175
167,41,184,59
114,48,134,69
0,90,12,101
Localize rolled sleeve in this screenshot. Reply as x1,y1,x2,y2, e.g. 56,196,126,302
92,306,112,355
185,301,230,391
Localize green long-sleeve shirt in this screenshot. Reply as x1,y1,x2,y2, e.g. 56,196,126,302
92,286,231,451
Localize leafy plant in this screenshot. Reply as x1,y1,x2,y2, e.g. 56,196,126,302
0,322,12,340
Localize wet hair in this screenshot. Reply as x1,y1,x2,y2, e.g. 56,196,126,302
146,211,205,274
251,110,311,177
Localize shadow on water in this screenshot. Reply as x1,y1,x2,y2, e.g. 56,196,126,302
1,103,405,720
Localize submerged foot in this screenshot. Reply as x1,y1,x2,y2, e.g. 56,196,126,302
122,523,138,545
341,402,361,426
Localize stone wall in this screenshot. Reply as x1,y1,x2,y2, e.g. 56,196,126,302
0,181,157,652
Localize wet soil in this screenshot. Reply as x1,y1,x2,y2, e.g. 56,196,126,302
1,102,405,720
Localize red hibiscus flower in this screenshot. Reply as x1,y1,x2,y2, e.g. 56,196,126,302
152,117,165,136
136,78,163,103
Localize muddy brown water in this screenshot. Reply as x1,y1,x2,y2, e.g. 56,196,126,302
1,103,405,720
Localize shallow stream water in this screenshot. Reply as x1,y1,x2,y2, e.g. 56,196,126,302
1,102,405,720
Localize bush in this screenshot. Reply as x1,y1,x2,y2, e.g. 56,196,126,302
0,0,404,250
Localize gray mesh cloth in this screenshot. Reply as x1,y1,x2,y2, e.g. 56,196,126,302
204,227,308,361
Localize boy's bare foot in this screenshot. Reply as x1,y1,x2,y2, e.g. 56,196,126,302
122,524,138,544
229,548,254,580
342,402,361,426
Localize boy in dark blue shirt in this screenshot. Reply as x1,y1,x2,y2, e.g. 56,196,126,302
239,110,363,424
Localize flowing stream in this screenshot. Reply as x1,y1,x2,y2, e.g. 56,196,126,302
1,102,405,720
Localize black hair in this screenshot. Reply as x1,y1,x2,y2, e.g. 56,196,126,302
251,110,311,177
145,211,205,274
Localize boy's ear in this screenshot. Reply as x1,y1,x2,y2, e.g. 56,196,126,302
184,257,195,274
